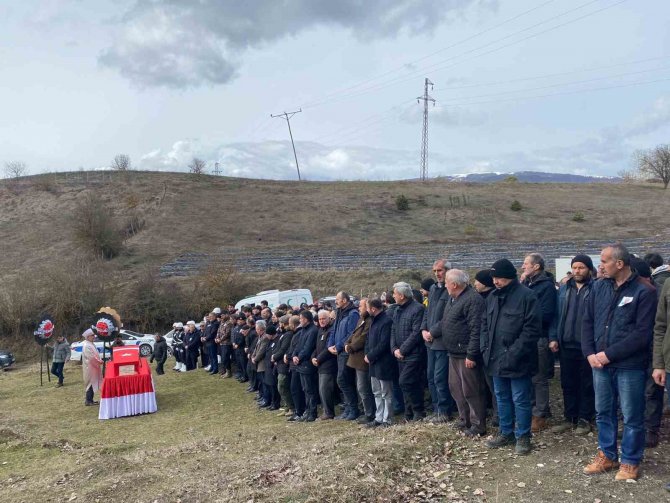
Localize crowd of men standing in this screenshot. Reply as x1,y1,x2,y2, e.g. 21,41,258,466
159,245,670,488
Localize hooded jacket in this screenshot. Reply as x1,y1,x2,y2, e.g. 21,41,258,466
346,314,372,371
151,336,168,363
522,270,557,339
327,303,360,353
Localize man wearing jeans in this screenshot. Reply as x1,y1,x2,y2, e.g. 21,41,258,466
582,244,656,481
422,259,457,422
481,259,542,455
652,279,670,491
327,292,360,420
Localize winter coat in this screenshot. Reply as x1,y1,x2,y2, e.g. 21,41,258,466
246,329,258,358
171,329,184,346
203,320,220,347
432,285,484,360
287,327,301,370
217,321,233,346
252,337,269,373
582,271,656,370
523,271,557,339
390,299,425,361
184,330,201,353
272,329,294,375
313,325,337,375
232,325,246,348
151,337,168,363
480,279,542,378
52,340,71,363
551,277,593,350
292,323,318,374
346,314,372,370
264,336,278,385
365,311,397,381
327,303,360,353
421,283,450,350
653,280,670,373
652,265,670,290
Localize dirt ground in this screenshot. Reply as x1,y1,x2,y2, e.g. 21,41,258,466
1,361,669,502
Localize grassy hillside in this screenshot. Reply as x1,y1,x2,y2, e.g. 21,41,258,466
1,170,668,355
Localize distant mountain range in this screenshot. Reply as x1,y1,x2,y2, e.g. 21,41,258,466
443,171,621,183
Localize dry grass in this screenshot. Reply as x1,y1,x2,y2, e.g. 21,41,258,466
2,363,669,502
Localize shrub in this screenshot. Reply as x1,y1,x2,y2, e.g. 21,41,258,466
71,194,124,259
510,200,522,211
504,175,518,183
395,194,409,211
572,212,585,222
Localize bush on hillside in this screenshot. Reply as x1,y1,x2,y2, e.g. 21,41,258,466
510,200,522,211
395,194,409,211
71,194,124,259
572,212,585,222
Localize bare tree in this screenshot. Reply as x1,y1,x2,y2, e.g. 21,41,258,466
4,161,27,179
189,157,206,175
112,154,131,171
636,145,670,189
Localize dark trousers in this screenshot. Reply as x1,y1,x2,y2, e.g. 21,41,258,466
427,348,456,415
186,349,198,370
484,372,499,422
256,371,264,398
337,353,358,415
300,372,318,418
645,371,665,433
85,386,94,403
278,373,294,410
51,361,65,384
318,372,338,417
220,345,232,373
155,359,165,375
392,374,405,414
201,346,209,368
207,345,218,373
399,359,425,420
247,360,257,390
235,348,248,379
449,357,487,433
559,348,595,422
290,370,306,417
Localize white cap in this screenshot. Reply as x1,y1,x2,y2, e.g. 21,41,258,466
174,322,184,329
187,320,196,326
213,307,222,314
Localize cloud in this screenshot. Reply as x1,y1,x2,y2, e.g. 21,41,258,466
100,0,494,88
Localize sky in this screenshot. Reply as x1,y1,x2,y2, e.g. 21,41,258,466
1,0,669,180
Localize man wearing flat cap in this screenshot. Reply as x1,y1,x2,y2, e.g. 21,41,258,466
480,259,542,455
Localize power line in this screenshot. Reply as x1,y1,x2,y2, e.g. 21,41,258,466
271,109,303,180
298,0,558,109
298,0,628,109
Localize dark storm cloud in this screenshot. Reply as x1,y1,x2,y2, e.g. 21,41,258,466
99,0,495,88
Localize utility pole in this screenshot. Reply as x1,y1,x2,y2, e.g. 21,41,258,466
213,162,221,176
417,78,435,182
271,109,302,180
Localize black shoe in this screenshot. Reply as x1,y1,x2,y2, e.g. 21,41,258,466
486,433,515,449
464,426,486,438
304,415,316,422
258,401,270,408
365,420,382,429
287,414,301,422
268,405,280,411
334,412,349,420
454,420,469,431
357,415,374,425
84,400,99,406
515,435,532,455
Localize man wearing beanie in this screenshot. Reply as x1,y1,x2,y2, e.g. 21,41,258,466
521,252,558,433
481,258,542,455
474,270,495,300
549,254,595,436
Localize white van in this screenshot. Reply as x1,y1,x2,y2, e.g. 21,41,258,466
234,289,313,310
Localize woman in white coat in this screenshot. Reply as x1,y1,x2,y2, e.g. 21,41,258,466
82,329,103,406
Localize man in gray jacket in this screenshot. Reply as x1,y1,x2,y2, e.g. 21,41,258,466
51,335,71,387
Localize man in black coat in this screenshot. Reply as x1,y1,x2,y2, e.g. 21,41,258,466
232,316,248,381
521,253,558,433
292,310,319,422
365,298,396,427
390,281,426,421
433,269,486,436
481,259,542,455
202,312,220,375
421,259,457,422
312,310,337,419
150,334,168,375
184,321,201,371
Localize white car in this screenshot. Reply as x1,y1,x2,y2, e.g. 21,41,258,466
69,329,157,362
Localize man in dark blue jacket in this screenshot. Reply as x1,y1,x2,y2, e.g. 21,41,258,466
293,310,319,422
365,298,396,427
481,259,542,455
202,312,220,375
549,254,595,436
327,292,360,420
390,282,426,421
582,244,656,481
521,253,557,433
422,258,457,422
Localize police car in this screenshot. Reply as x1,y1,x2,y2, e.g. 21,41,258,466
69,329,157,361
